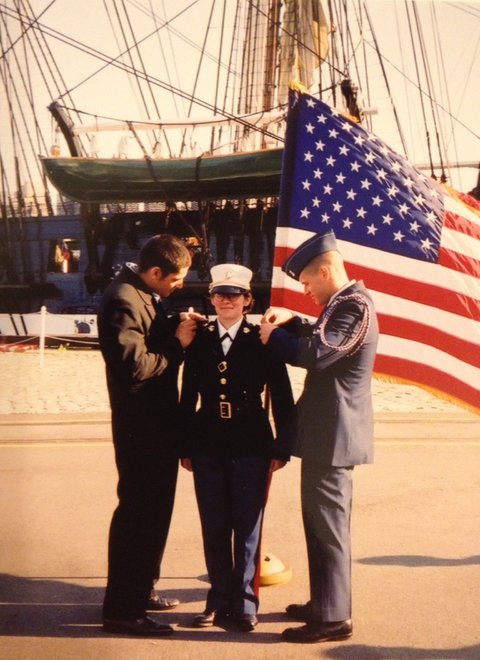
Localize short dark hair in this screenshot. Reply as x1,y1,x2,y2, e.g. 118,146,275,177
243,292,254,313
138,234,191,275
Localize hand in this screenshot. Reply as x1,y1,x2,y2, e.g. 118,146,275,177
261,307,293,325
180,308,207,322
259,322,277,345
269,459,287,472
181,458,193,471
175,318,197,348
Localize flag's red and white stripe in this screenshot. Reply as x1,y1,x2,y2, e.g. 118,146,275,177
271,195,480,412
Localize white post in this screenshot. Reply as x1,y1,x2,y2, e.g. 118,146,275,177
39,305,47,369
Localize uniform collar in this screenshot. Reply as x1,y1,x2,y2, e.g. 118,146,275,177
327,279,356,306
124,262,160,303
217,317,243,340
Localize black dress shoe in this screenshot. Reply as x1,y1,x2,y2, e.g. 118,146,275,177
285,602,312,621
193,610,215,627
281,620,352,643
192,610,230,628
235,613,258,632
147,592,180,611
103,615,174,636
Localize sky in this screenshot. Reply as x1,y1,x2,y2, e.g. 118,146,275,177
1,0,479,204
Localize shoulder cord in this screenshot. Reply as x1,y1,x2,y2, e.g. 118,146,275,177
317,293,371,357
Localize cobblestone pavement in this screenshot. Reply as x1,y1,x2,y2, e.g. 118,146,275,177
0,348,465,415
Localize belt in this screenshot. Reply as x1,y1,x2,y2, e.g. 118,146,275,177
202,400,262,420
219,401,232,419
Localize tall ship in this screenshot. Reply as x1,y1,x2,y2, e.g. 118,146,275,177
1,0,478,343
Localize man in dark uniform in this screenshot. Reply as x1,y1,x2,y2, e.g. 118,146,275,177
98,234,202,636
260,230,379,643
180,264,295,632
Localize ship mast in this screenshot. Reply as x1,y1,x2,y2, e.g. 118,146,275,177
262,1,281,127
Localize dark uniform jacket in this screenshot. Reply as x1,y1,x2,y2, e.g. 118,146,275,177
267,281,379,466
180,318,295,460
97,265,185,458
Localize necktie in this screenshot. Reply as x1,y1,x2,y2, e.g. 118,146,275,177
220,332,232,355
152,296,166,319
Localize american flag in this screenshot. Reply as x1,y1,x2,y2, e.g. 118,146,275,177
271,90,480,414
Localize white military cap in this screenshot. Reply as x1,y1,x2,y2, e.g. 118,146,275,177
209,263,253,294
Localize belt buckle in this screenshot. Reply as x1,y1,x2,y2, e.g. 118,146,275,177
219,402,232,419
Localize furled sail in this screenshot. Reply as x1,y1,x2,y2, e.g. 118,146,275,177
278,0,330,104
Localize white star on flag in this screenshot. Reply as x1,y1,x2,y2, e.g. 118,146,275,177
271,89,480,414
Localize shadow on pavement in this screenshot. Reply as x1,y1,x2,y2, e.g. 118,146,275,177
324,643,480,659
0,573,200,638
0,573,282,643
357,555,480,567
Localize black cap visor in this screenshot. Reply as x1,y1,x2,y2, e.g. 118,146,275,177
210,285,249,295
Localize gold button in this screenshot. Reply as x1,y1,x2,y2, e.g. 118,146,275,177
220,378,227,385
220,394,226,400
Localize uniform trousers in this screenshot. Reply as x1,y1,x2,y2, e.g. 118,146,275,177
300,461,354,623
103,450,178,620
192,455,270,616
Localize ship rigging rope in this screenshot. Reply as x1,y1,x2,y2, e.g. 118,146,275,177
148,0,188,120
0,0,201,131
3,0,94,182
0,152,15,220
11,0,470,151
360,40,478,143
1,1,80,213
105,0,151,124
3,2,85,128
0,31,42,215
101,0,170,158
0,0,55,59
362,2,409,155
54,0,201,99
0,61,45,219
119,0,155,118
1,5,284,144
209,0,228,153
412,1,446,182
0,9,50,178
404,1,438,181
37,0,347,144
430,3,460,171
178,0,216,157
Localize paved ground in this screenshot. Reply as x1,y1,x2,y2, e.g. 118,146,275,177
0,349,479,659
0,348,469,415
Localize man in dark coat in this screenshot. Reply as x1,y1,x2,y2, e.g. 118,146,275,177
98,234,201,636
260,230,379,643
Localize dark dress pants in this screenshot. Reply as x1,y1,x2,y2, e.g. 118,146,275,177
103,449,178,620
192,455,270,616
301,461,354,623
